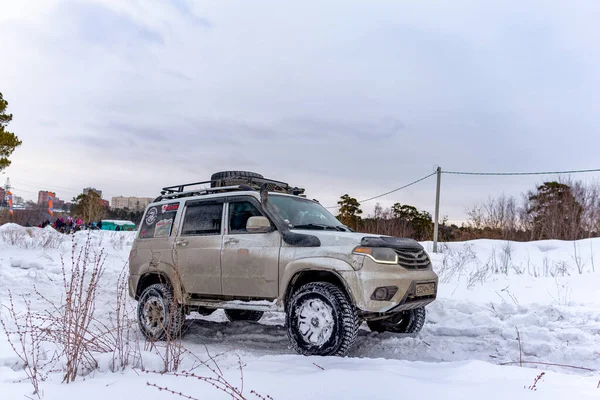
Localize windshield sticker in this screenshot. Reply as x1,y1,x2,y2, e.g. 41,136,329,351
154,219,173,237
145,207,158,225
162,203,179,213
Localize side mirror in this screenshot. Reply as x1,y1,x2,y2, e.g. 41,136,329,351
246,216,272,233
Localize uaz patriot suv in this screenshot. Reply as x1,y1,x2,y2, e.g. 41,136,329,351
128,171,438,356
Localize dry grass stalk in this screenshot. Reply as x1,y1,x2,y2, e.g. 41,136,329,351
0,290,46,398
59,233,107,382
525,372,545,391
146,348,272,400
515,326,523,367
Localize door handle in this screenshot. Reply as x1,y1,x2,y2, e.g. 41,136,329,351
176,239,189,247
225,238,239,244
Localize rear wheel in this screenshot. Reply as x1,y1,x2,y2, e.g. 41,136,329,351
224,309,264,322
286,282,359,357
137,283,185,341
367,307,426,334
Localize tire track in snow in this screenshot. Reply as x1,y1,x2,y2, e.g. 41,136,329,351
181,299,600,376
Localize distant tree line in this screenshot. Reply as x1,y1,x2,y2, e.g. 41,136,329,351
460,178,600,241
336,194,438,241
335,177,600,242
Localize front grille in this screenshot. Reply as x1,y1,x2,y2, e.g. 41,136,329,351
394,249,431,270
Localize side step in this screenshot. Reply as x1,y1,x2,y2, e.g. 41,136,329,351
188,298,283,313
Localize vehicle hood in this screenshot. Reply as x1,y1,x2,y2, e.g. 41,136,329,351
289,229,424,251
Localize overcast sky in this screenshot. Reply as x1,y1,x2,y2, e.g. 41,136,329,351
1,0,600,223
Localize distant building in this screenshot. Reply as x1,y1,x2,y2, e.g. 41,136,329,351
83,187,103,198
111,196,153,211
54,199,66,211
38,191,55,205
0,187,5,207
100,199,110,208
38,191,67,211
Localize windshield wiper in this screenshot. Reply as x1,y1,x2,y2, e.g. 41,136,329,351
292,224,347,232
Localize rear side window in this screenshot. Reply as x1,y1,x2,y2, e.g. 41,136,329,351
139,202,180,239
182,203,223,236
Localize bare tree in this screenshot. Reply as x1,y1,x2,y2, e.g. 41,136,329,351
465,194,521,240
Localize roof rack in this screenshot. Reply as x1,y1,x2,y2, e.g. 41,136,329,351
154,175,306,202
154,185,247,201
161,180,213,195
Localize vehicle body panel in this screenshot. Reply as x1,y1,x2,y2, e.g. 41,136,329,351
221,230,281,298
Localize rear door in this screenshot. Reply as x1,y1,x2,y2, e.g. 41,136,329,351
174,199,225,295
130,201,181,281
221,196,281,298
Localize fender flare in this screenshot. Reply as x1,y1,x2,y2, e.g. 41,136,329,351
279,257,356,309
136,262,187,303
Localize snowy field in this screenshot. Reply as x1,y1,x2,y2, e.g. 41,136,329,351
0,223,598,399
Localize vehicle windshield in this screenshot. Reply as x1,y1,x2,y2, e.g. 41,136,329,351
268,194,348,231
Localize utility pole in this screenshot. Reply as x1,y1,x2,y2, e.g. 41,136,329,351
433,167,441,253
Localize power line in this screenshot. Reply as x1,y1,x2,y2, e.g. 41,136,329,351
10,187,39,195
326,171,437,208
443,168,600,176
323,165,600,210
10,179,80,193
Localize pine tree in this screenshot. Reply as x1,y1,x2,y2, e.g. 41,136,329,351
0,92,22,171
526,181,583,240
336,194,362,230
392,203,433,240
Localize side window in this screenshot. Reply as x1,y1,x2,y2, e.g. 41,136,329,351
228,201,264,234
181,203,223,236
139,202,180,239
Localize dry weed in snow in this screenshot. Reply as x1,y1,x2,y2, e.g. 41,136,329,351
146,351,273,400
0,291,47,398
525,372,545,391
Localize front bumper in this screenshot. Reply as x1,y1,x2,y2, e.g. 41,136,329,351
340,257,438,313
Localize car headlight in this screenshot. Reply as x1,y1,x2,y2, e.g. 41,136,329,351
352,247,398,265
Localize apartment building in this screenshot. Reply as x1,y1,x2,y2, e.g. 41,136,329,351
111,196,153,211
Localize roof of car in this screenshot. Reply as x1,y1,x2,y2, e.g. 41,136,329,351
147,190,313,208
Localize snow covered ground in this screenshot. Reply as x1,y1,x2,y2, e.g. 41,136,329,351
0,223,598,399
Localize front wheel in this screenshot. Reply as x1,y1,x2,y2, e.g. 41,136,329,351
367,307,426,334
286,282,359,357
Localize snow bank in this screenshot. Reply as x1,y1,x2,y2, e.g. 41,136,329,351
1,355,598,399
0,223,66,250
0,227,598,398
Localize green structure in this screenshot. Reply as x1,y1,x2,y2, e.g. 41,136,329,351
101,220,136,231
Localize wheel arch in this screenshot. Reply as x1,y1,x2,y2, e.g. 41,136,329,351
283,269,354,313
135,271,184,303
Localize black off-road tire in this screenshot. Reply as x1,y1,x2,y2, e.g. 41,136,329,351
224,309,264,322
286,282,359,357
137,283,185,341
367,307,426,334
210,171,263,187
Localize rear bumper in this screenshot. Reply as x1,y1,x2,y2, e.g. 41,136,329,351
340,257,438,313
128,274,140,299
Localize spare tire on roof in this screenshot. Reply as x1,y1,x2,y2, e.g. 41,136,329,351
210,171,264,187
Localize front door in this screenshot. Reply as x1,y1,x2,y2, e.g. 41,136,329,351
174,199,224,295
221,196,281,298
